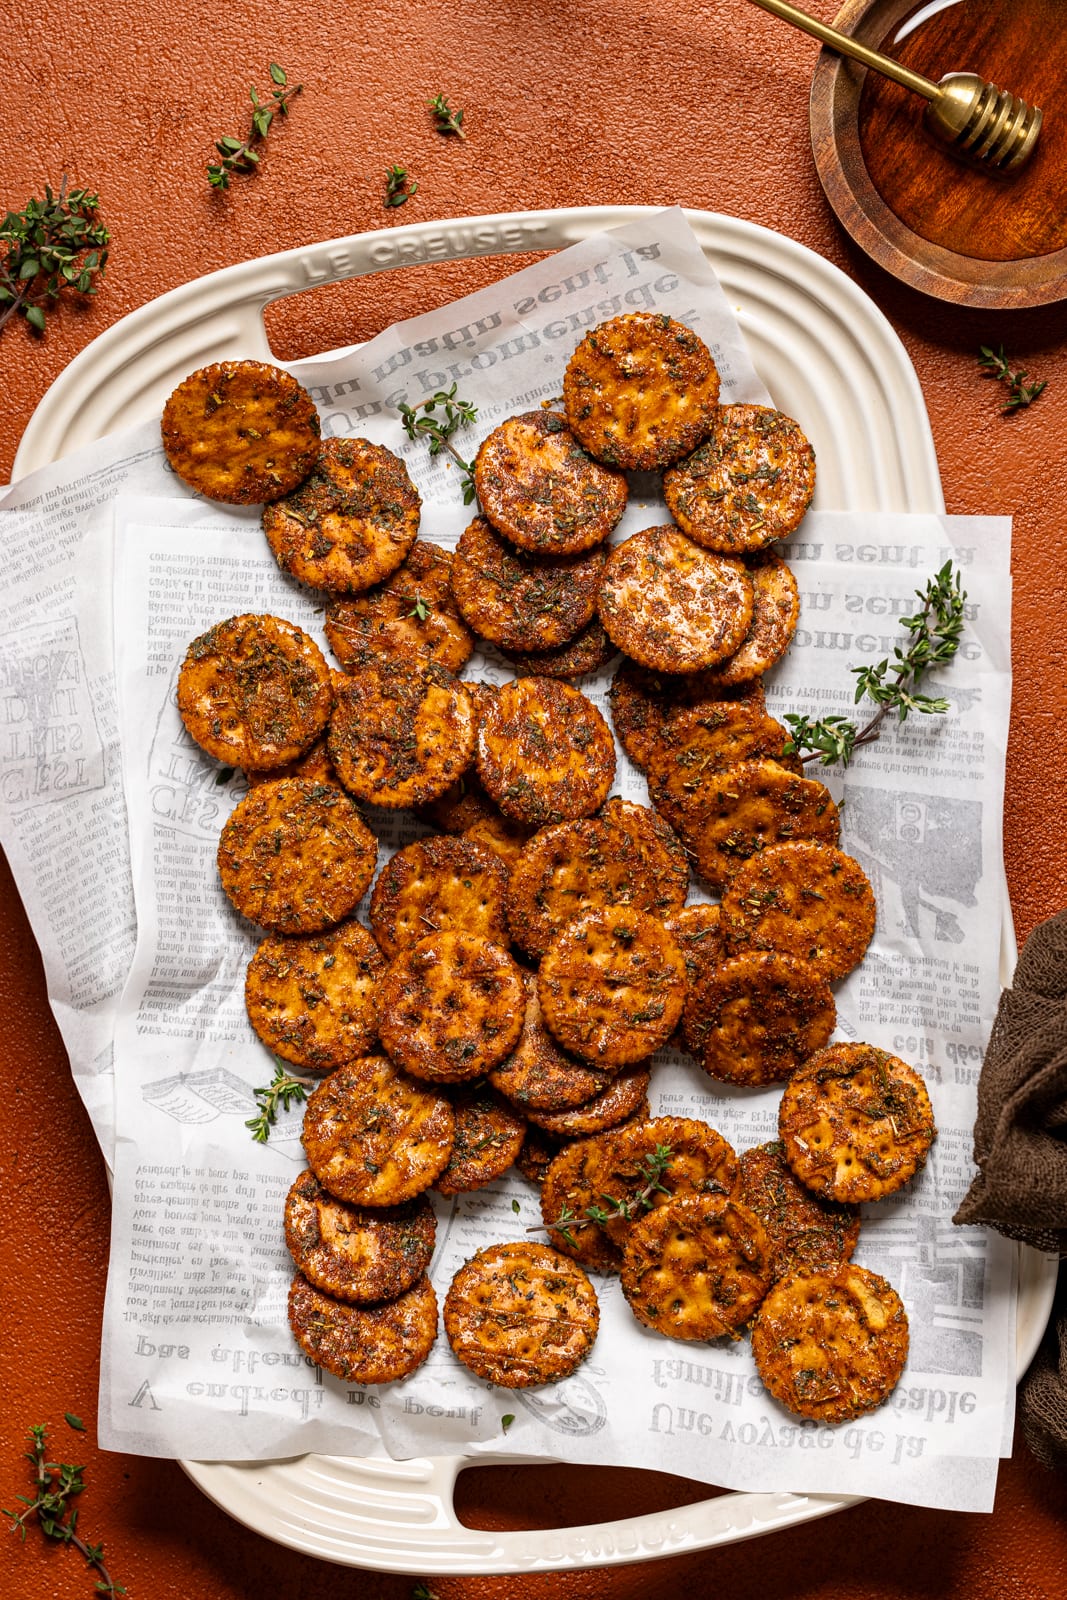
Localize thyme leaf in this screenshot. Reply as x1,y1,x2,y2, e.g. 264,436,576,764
246,1059,313,1142
978,344,1047,412
208,64,302,190
384,165,418,208
428,92,466,139
2,1425,126,1595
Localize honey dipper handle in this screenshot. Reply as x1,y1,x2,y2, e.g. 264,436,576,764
747,0,940,100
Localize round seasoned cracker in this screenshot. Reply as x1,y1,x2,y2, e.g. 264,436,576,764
739,1141,860,1280
324,539,474,674
540,1137,626,1271
217,778,377,934
720,841,877,982
245,734,338,789
664,903,723,1056
594,1116,741,1247
779,1042,937,1204
262,437,419,595
284,1171,435,1303
477,677,615,826
473,410,628,554
161,361,320,504
489,974,615,1112
451,515,605,652
563,313,720,470
289,1271,438,1384
369,834,510,958
506,806,685,960
302,1054,454,1206
694,950,836,1086
516,1124,568,1188
663,404,816,553
538,907,686,1066
713,551,800,685
609,658,765,773
644,705,797,836
621,1195,773,1339
675,760,841,889
328,659,476,809
177,614,333,769
376,931,525,1083
435,1083,527,1196
444,1242,600,1387
502,616,617,680
245,919,384,1071
751,1264,909,1423
524,1062,650,1137
598,526,754,673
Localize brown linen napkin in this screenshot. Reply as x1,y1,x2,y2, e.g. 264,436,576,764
953,907,1067,1468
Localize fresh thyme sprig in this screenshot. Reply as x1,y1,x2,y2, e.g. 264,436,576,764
246,1059,313,1143
0,178,109,335
978,344,1047,412
384,165,419,208
397,385,479,503
3,1423,126,1596
538,1144,674,1248
208,64,302,190
784,561,966,769
428,93,467,139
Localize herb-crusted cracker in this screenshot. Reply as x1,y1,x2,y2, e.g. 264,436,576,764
620,1195,772,1339
245,919,384,1071
289,1271,438,1384
644,705,796,837
177,614,333,769
473,410,628,554
539,1137,626,1271
490,974,615,1112
593,1116,740,1246
609,659,764,774
328,659,476,809
666,902,724,1055
217,778,377,934
443,1242,600,1387
694,950,836,1085
751,1265,909,1422
302,1054,454,1206
161,360,320,503
739,1141,860,1279
563,313,720,470
376,930,525,1083
324,539,474,674
673,759,840,889
663,404,816,552
451,515,606,652
720,841,877,981
538,907,686,1066
524,1061,650,1137
435,1083,527,1196
477,676,616,826
262,437,420,595
284,1172,435,1303
598,526,754,673
778,1042,937,1203
712,551,800,684
369,834,510,958
502,616,617,680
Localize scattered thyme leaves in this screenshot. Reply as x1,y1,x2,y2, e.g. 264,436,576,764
0,178,109,335
978,344,1047,412
397,385,478,503
511,1197,521,1214
246,1059,313,1142
784,561,965,769
429,92,466,139
64,1415,86,1433
384,165,418,208
3,1425,126,1596
501,1414,515,1433
208,63,302,190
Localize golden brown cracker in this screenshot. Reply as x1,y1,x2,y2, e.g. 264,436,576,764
328,659,476,809
694,950,836,1085
489,974,615,1112
563,313,720,470
643,705,796,836
288,1271,438,1383
609,659,765,773
451,515,605,651
502,616,617,680
376,931,525,1083
524,1062,650,1137
473,410,628,554
539,1137,626,1271
324,539,474,675
778,1042,937,1204
751,1265,909,1423
161,361,320,504
444,1242,600,1387
738,1141,860,1279
676,760,840,889
284,1172,435,1303
477,677,616,826
720,841,877,982
369,833,510,958
302,1055,454,1206
245,918,383,1071
712,551,800,685
664,404,816,553
435,1083,527,1196
621,1195,772,1339
177,613,333,769
598,526,754,673
593,1116,740,1246
217,778,377,934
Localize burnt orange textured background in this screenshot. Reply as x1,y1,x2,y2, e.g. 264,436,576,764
3,0,1067,1595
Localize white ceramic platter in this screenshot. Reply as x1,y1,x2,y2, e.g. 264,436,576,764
17,206,1058,1574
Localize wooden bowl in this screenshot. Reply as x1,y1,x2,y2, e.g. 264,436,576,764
810,0,1067,307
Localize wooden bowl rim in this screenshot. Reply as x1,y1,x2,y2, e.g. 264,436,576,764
809,0,1067,308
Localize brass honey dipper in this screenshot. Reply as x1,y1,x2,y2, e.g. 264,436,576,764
748,0,1042,172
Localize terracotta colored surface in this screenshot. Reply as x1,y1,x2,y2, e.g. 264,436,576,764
2,0,1067,1595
